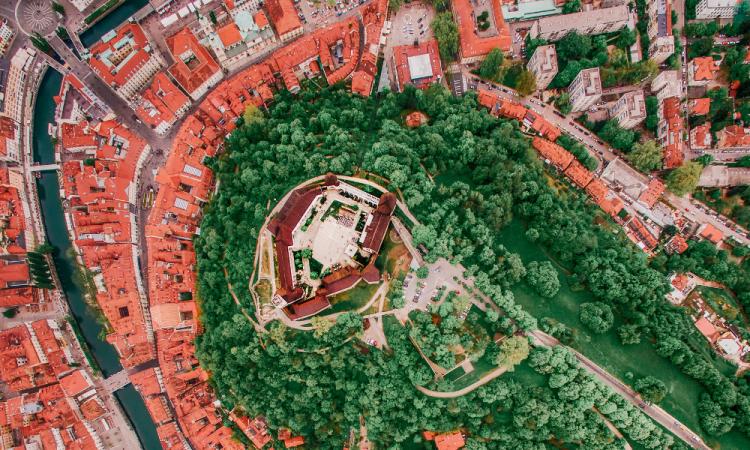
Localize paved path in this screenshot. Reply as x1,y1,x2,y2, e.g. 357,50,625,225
529,331,710,450
415,365,508,398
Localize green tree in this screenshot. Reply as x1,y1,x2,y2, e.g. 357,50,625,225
627,140,662,172
579,302,614,333
666,161,703,196
432,13,459,62
562,0,581,13
495,336,530,370
416,266,429,279
515,69,537,96
557,31,591,61
479,48,504,81
525,261,560,298
555,93,572,115
243,104,265,125
617,27,637,49
635,376,668,403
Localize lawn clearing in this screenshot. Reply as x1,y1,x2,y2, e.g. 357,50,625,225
497,219,750,448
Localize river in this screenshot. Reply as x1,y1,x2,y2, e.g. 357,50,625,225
79,0,150,48
32,69,161,450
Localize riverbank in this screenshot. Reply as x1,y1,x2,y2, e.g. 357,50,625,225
79,0,150,47
32,69,162,450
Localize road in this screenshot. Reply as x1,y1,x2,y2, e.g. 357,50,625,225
464,72,750,246
44,34,168,145
415,365,508,398
529,331,710,450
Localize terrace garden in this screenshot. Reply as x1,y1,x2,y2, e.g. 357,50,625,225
194,86,750,448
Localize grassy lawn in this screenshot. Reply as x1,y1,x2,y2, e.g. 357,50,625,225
497,219,750,449
326,281,380,314
255,280,272,306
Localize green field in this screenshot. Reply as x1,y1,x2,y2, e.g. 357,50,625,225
325,281,380,314
497,219,750,449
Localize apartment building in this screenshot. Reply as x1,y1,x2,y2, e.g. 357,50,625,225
529,5,629,41
568,68,602,112
0,18,14,57
2,47,36,127
695,0,736,19
167,27,224,100
527,45,558,90
647,0,675,64
609,90,647,129
0,116,18,162
651,70,681,101
657,96,684,168
87,22,164,104
264,0,304,42
451,0,511,64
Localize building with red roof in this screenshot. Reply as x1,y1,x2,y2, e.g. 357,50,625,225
690,98,711,116
424,430,466,450
87,22,164,102
264,0,303,42
406,111,429,127
0,115,19,162
392,39,443,92
698,223,723,244
452,0,511,64
717,125,750,148
167,27,224,100
695,316,720,342
638,179,665,208
531,137,573,170
690,123,712,149
688,56,720,86
136,72,191,135
657,96,684,168
564,160,594,188
585,178,623,217
627,216,659,251
666,234,689,254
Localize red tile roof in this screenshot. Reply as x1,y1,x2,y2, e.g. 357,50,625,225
167,27,222,97
88,22,155,89
531,137,573,170
564,161,594,188
667,234,689,254
264,0,303,37
136,72,190,129
392,39,443,91
217,22,243,48
691,57,720,82
717,125,750,148
452,0,511,61
435,431,465,450
699,223,723,243
638,179,665,208
690,98,710,116
695,316,719,341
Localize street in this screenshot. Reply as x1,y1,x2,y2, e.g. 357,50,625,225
464,72,750,246
530,330,711,450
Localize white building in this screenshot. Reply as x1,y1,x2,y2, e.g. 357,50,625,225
568,68,602,112
2,47,36,126
651,70,681,101
695,0,736,19
527,45,558,90
609,90,647,129
529,6,629,41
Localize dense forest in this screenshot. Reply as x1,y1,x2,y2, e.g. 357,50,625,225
193,85,750,447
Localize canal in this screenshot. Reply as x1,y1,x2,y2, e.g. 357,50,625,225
79,0,150,48
33,69,161,450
